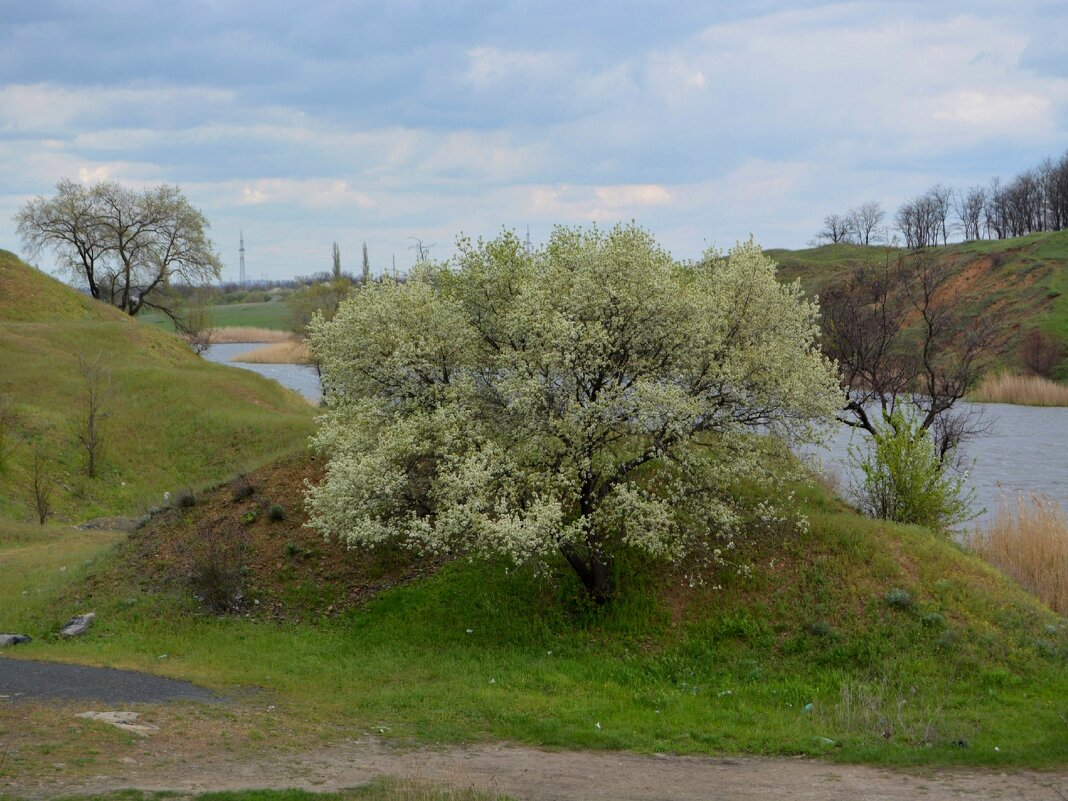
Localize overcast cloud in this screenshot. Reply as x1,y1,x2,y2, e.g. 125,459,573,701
1,0,1066,279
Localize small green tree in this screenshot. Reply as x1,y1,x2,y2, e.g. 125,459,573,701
361,241,371,285
306,224,842,599
850,408,975,531
332,241,342,279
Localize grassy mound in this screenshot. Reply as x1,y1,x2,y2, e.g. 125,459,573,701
0,250,315,521
768,230,1068,380
5,454,1065,769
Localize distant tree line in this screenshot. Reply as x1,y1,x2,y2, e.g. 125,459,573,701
815,149,1068,249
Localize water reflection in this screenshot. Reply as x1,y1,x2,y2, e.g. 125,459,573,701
807,402,1068,525
203,343,321,404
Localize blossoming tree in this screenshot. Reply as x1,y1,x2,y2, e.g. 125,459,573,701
306,224,842,599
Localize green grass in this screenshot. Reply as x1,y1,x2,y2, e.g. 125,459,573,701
0,520,123,633
0,250,315,521
3,478,1065,769
140,301,292,332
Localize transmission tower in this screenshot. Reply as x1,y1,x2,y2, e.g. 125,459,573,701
239,232,246,286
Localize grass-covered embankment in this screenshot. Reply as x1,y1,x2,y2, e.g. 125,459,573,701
3,454,1065,771
769,230,1068,382
0,250,315,521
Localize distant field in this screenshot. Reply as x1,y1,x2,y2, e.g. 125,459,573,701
140,300,292,331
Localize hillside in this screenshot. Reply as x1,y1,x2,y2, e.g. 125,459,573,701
768,230,1068,379
0,249,315,521
3,449,1064,769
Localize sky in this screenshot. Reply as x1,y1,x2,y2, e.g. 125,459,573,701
1,0,1067,281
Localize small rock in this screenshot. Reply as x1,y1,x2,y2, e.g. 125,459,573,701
0,634,32,647
59,613,96,637
76,711,159,737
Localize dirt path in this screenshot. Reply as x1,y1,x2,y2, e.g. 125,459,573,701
12,737,1068,801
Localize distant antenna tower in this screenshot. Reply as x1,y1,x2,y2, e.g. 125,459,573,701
524,226,532,255
239,232,246,286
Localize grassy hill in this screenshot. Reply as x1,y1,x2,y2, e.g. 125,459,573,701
768,230,1068,379
0,250,315,521
2,451,1064,770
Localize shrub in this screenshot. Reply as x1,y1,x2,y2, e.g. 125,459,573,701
885,588,913,608
268,503,285,522
850,408,975,531
1019,329,1064,377
177,490,196,508
189,528,247,613
231,474,255,502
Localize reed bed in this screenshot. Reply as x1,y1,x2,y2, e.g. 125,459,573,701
970,372,1068,406
233,340,313,364
210,326,294,344
969,493,1068,615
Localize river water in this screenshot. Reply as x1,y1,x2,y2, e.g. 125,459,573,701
203,343,322,404
205,344,1066,523
806,402,1068,525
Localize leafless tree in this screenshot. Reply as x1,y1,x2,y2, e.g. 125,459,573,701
1019,330,1064,378
72,352,110,479
954,186,985,241
820,251,994,460
816,213,853,244
926,184,954,245
16,180,222,323
408,237,435,262
27,443,53,525
895,196,940,249
847,201,886,245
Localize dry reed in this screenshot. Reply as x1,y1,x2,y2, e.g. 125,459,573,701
233,340,313,364
209,326,293,344
970,372,1068,406
969,493,1068,615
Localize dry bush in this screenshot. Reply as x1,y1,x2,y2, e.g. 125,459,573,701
971,372,1068,406
189,527,249,613
1020,329,1065,377
232,340,312,364
209,326,293,344
970,494,1068,615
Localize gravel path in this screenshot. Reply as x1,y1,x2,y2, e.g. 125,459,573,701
0,657,218,704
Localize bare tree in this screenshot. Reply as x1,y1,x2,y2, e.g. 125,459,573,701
926,184,954,245
954,186,985,242
175,286,216,354
408,237,435,262
16,180,222,323
72,353,110,479
820,251,994,460
846,201,886,245
27,443,53,525
1019,330,1065,377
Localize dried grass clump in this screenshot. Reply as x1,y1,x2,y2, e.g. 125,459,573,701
971,372,1068,406
210,326,293,344
233,340,313,364
970,493,1068,614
